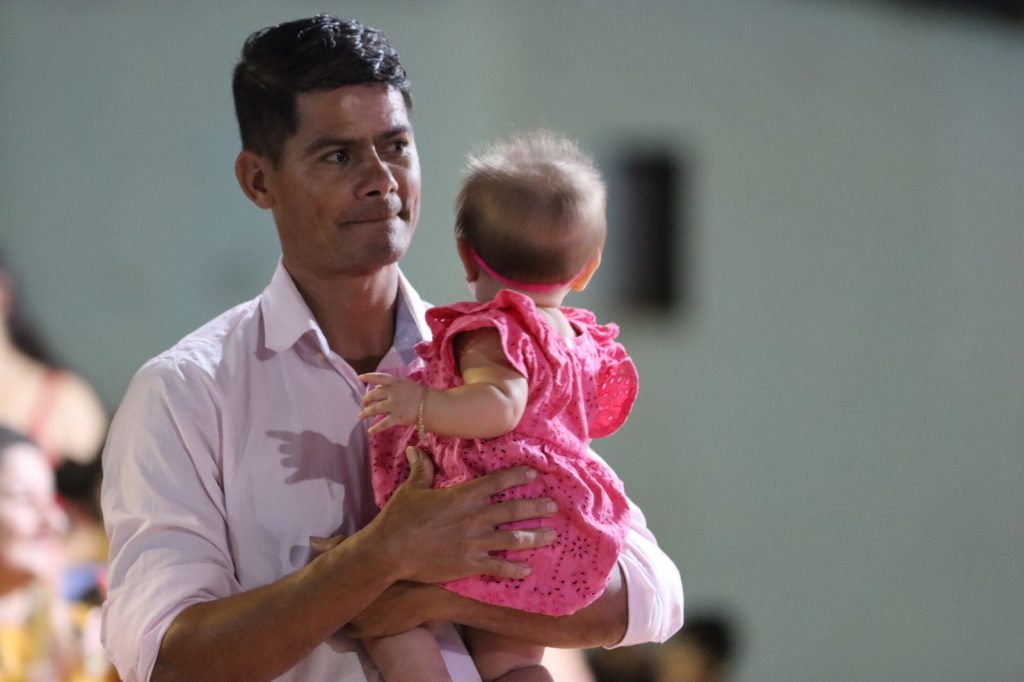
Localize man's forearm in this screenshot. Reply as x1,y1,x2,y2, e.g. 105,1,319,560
149,457,556,682
152,534,395,682
446,565,628,649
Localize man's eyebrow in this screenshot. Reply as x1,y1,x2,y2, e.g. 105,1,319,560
303,127,413,157
304,136,354,156
378,125,413,141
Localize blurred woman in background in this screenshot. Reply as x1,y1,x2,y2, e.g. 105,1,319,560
0,251,106,467
0,252,113,679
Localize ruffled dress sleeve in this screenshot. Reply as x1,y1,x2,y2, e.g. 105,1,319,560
566,311,639,439
418,290,568,388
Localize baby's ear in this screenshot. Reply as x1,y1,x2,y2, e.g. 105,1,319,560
571,250,603,292
456,238,480,283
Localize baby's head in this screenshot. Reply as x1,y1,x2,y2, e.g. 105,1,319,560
455,131,606,301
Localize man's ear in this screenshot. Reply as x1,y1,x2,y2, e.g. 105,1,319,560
235,150,275,209
571,250,602,292
456,238,480,283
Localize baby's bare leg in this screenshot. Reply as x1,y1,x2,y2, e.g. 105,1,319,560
465,627,552,682
364,626,452,682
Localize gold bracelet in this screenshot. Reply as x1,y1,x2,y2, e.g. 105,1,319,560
416,388,427,442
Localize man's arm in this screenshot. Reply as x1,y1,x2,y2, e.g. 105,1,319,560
152,450,553,682
341,564,628,649
450,565,629,648
342,490,685,649
103,363,555,682
152,531,400,682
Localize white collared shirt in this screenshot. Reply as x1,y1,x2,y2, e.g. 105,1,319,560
101,262,682,682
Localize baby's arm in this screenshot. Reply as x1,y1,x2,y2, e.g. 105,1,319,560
359,328,528,439
364,627,453,682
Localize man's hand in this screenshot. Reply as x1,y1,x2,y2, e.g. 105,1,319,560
360,447,557,585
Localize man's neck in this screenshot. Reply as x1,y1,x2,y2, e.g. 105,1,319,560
284,261,401,373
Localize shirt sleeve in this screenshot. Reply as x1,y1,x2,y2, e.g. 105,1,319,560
611,497,685,647
585,450,684,648
100,358,238,682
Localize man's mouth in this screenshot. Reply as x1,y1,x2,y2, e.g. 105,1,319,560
347,199,404,225
349,213,399,224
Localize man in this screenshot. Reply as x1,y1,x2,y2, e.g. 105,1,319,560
102,15,683,682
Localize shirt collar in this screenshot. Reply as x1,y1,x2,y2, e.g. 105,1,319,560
260,260,328,354
396,269,432,343
259,259,432,357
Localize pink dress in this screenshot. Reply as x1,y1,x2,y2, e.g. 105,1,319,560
370,290,639,616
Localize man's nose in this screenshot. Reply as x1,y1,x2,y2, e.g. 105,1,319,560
357,152,398,198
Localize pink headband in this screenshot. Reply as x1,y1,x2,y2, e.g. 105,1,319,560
468,246,585,293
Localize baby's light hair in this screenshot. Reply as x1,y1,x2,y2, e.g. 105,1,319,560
456,130,606,286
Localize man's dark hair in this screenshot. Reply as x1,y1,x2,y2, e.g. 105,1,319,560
232,15,412,164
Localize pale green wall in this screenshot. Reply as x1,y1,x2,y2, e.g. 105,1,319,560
2,1,1022,680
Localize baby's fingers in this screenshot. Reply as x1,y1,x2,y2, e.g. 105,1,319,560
360,389,389,408
359,372,396,387
359,401,391,419
367,415,399,435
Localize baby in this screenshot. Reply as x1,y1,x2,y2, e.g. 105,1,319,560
360,131,638,681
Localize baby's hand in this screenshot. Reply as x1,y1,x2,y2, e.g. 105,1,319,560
358,373,425,435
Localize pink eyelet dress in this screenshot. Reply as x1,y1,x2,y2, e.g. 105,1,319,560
369,289,639,616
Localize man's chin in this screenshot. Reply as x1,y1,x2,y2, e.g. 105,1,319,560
343,245,409,277
372,232,413,266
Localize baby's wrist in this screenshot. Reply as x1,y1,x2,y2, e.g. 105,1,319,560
416,387,429,440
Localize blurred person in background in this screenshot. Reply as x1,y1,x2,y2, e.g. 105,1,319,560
653,612,738,682
0,426,112,681
0,250,107,466
586,642,656,682
55,458,108,608
587,611,738,682
0,250,110,621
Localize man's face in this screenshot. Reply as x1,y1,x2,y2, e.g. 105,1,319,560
263,84,421,279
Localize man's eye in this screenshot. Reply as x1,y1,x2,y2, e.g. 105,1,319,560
387,139,409,154
326,150,351,163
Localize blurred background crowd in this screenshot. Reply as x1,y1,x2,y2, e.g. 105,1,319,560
0,252,111,679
